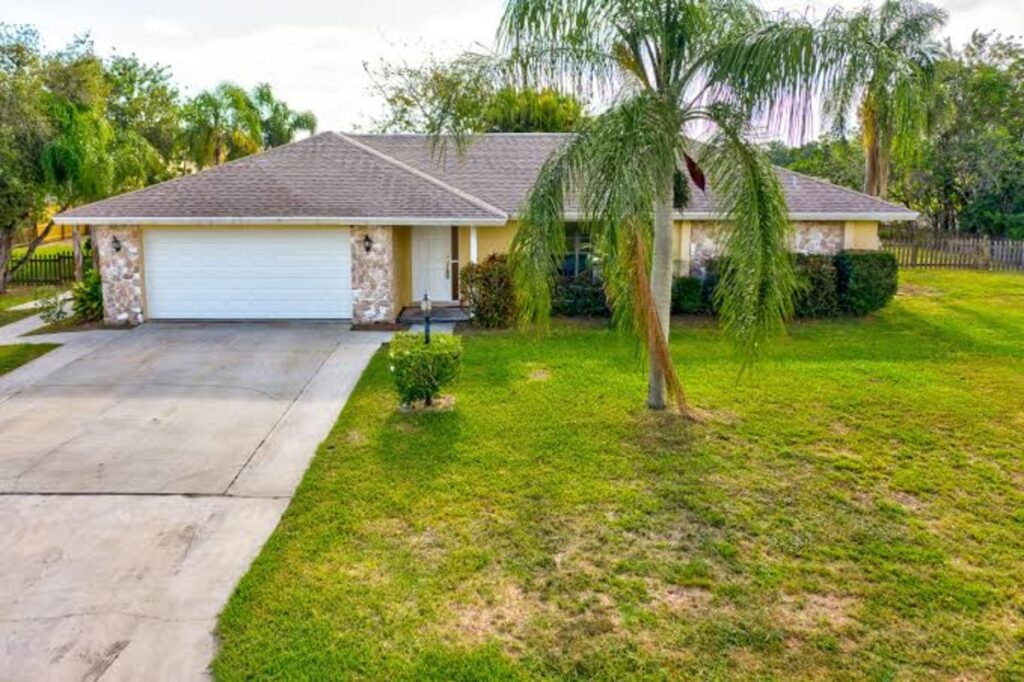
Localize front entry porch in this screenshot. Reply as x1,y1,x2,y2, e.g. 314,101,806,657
396,302,471,325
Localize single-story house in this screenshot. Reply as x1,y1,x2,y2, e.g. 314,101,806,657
54,131,917,325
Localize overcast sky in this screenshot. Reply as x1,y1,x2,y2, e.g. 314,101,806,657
2,0,1019,132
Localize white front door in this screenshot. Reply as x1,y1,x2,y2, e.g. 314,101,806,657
412,226,453,301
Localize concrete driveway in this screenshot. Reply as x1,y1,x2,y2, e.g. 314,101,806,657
0,323,389,679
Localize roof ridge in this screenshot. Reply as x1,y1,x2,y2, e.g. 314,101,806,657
776,165,915,214
333,132,508,218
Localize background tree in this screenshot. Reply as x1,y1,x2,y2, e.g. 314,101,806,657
367,53,586,134
39,34,114,280
105,54,182,188
825,0,947,197
252,83,317,148
0,24,51,293
483,0,843,414
181,83,262,169
764,135,864,192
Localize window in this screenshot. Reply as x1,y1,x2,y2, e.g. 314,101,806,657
560,224,593,276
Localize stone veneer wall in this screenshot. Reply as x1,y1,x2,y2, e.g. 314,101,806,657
351,226,395,323
95,225,145,325
689,221,845,276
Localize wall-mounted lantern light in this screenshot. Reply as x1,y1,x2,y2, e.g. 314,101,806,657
111,236,123,253
362,234,373,253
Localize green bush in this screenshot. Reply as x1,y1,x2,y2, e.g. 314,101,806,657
552,273,609,317
389,332,463,407
460,254,515,328
793,254,840,318
71,270,104,322
671,276,704,314
700,258,725,315
835,250,899,316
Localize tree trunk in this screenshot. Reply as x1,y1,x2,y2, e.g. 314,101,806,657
72,226,84,282
646,173,675,411
864,132,881,197
3,218,56,291
0,230,12,295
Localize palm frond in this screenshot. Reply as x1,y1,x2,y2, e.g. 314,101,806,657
695,104,795,358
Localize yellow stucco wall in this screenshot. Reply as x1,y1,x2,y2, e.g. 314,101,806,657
844,221,881,250
392,226,412,312
673,220,692,276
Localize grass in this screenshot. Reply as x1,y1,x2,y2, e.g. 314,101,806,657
214,269,1024,681
10,240,74,258
0,285,38,311
0,344,57,376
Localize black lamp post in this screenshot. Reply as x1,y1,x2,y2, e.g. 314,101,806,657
420,292,432,344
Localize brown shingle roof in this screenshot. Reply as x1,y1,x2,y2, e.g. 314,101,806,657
58,132,506,223
57,131,917,224
355,133,917,220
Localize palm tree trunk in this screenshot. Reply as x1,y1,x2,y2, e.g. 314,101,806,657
72,226,84,282
864,133,880,195
647,173,675,410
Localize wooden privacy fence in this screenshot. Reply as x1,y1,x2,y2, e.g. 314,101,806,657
7,253,77,284
882,232,1024,271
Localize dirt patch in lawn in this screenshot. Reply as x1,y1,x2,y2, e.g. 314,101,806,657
776,593,859,632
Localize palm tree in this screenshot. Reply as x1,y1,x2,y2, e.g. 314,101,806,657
493,0,844,414
252,83,317,148
181,83,262,169
824,0,947,197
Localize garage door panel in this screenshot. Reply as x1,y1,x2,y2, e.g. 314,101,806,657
144,228,353,320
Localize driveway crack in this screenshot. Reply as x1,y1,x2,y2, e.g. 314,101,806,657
220,347,337,496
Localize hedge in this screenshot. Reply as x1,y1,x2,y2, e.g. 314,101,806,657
793,254,840,318
552,272,609,317
471,250,897,322
834,250,899,316
671,276,704,314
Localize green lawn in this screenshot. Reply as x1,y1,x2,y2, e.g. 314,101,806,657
0,344,57,376
0,286,41,327
214,269,1024,681
10,241,74,258
0,285,38,311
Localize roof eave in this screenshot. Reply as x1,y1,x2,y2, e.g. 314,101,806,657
52,215,509,227
548,210,919,222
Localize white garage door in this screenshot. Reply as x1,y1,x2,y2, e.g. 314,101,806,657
144,227,353,319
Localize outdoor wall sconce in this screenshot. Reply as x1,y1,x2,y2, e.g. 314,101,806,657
362,234,373,253
111,235,122,253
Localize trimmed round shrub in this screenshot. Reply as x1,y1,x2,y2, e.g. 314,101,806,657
671,276,704,314
835,250,899,316
793,254,840,318
460,254,515,328
389,332,462,407
71,270,104,322
552,273,609,317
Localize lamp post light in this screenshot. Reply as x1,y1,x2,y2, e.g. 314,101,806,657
420,292,432,344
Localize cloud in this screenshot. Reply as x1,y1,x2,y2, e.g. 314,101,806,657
142,19,189,39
